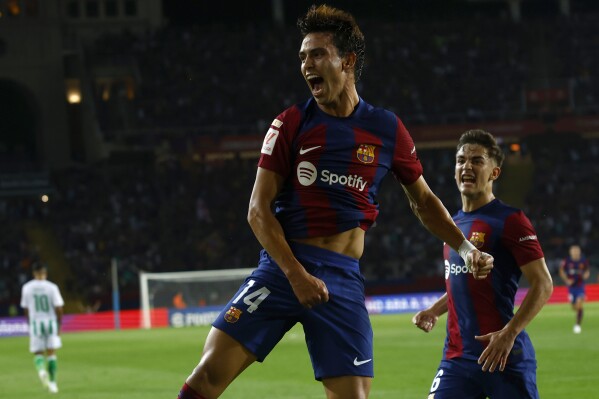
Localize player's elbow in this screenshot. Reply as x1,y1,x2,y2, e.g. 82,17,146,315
539,275,554,303
408,198,426,224
247,203,258,227
247,201,266,229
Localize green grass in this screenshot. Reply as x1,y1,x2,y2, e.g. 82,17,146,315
0,302,597,398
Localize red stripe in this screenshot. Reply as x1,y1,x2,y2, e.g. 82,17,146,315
445,269,463,359
466,220,504,341
348,127,383,225
444,243,464,358
294,124,332,237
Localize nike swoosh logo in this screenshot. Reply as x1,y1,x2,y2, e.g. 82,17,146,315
353,357,372,366
299,145,321,155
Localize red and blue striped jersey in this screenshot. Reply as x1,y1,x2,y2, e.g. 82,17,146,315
258,97,422,239
559,256,589,288
443,199,544,362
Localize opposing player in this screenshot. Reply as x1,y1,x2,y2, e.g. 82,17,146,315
412,130,553,398
20,261,64,394
558,244,590,333
177,5,493,399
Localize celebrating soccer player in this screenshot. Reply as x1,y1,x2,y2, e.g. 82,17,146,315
559,244,590,333
177,5,493,399
412,130,553,398
20,261,64,394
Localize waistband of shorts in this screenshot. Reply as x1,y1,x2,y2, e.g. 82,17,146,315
287,241,360,271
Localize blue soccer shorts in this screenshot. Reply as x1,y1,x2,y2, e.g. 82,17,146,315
426,357,539,399
212,242,374,381
568,286,585,304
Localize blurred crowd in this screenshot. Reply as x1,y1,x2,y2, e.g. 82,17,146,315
1,135,597,313
1,8,599,314
87,12,599,136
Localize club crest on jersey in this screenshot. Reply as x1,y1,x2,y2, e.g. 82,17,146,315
356,144,376,164
469,232,485,248
224,306,242,323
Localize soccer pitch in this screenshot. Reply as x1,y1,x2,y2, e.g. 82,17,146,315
0,302,596,399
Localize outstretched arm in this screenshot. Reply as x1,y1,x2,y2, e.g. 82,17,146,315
247,167,329,308
402,176,493,279
475,258,553,372
412,293,448,333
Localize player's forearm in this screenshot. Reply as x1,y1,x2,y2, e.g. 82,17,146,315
410,192,465,251
558,270,569,284
506,276,553,337
429,293,449,316
56,308,63,333
247,203,304,278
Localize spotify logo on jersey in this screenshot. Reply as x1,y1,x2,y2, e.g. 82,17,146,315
445,259,471,279
297,161,317,186
297,161,369,191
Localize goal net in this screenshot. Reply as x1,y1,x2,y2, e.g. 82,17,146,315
139,268,254,329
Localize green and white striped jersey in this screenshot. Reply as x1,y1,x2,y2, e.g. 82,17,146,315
20,279,64,330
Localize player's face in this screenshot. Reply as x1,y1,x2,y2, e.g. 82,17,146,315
455,143,500,198
299,32,348,106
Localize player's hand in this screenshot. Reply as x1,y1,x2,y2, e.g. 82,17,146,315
287,269,329,308
412,310,438,333
475,327,517,372
469,251,494,280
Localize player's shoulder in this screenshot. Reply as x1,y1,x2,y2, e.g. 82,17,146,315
267,99,312,138
490,199,528,219
358,98,399,123
47,280,61,292
35,279,60,290
456,199,529,226
21,279,34,291
275,98,311,121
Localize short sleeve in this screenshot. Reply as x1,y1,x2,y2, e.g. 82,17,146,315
391,116,423,185
53,285,65,307
257,106,301,179
502,211,544,267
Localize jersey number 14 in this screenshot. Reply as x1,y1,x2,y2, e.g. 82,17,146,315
232,279,271,313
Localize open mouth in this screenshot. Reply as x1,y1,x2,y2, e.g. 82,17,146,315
307,75,324,96
461,175,475,184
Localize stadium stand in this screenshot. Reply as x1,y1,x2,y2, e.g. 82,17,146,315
1,4,598,314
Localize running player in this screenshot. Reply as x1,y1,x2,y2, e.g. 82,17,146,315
177,5,493,399
20,261,64,394
413,130,553,398
559,244,590,333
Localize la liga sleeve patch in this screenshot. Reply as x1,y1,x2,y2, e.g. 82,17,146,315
261,127,280,155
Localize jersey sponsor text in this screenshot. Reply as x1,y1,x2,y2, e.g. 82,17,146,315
296,161,368,191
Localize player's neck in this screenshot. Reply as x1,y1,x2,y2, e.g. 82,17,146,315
461,193,495,212
317,86,359,117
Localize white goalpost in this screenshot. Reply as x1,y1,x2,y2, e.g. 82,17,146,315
139,268,255,329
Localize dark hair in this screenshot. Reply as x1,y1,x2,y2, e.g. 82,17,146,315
297,4,366,82
32,261,47,272
457,129,505,167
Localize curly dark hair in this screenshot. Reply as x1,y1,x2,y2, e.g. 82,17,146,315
297,4,366,82
457,129,505,167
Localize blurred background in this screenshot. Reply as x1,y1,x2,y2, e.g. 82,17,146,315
0,0,597,316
